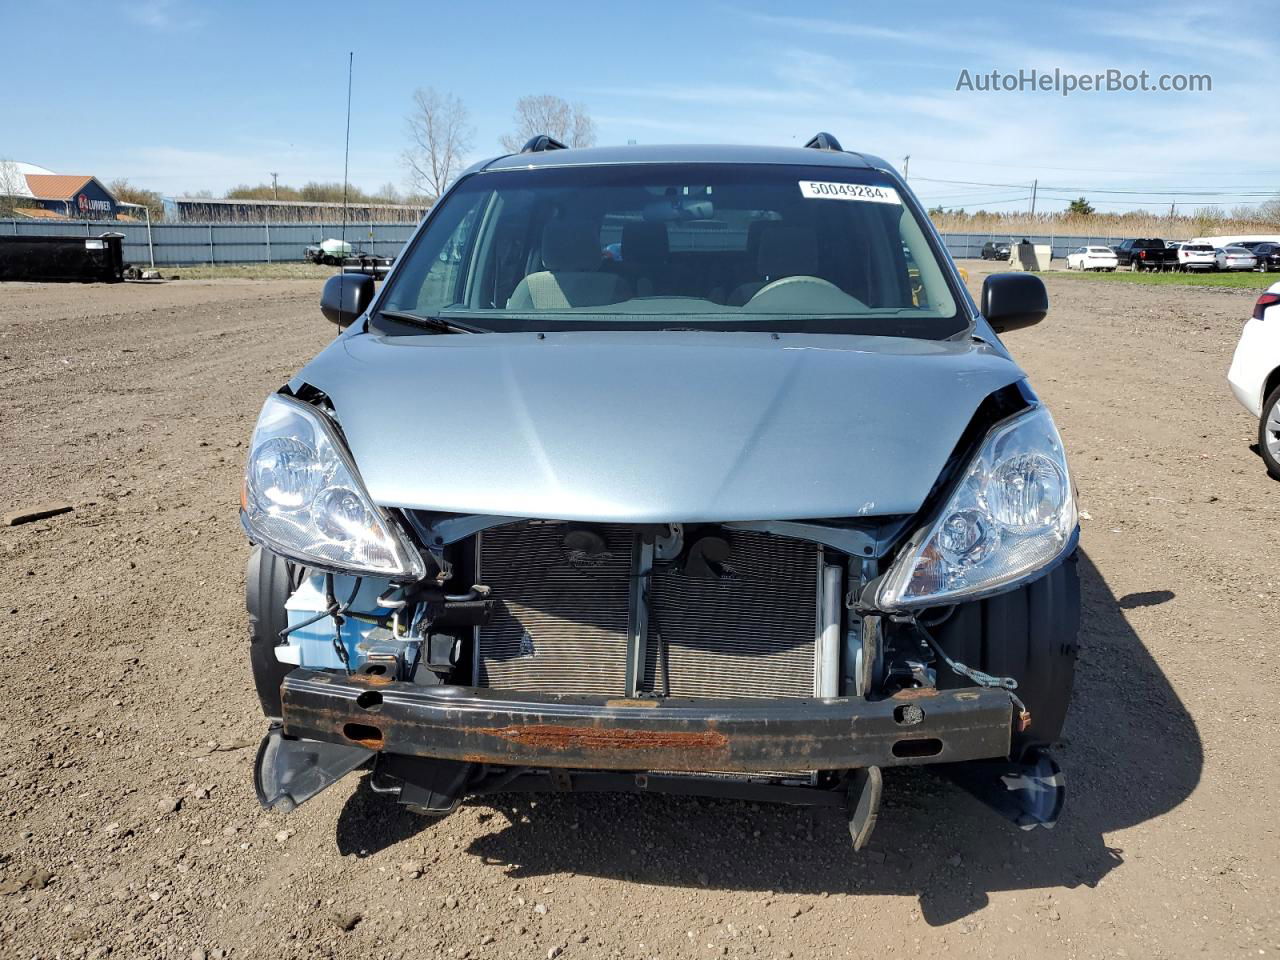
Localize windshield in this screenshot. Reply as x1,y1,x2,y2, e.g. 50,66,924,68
377,163,963,338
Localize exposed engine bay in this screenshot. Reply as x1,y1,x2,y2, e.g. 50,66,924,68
260,513,1071,838
276,519,890,706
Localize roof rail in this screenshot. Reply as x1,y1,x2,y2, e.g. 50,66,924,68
520,134,569,154
803,132,844,152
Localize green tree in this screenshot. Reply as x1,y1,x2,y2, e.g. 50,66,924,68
1067,196,1095,216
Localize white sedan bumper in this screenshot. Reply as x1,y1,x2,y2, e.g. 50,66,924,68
1227,284,1280,418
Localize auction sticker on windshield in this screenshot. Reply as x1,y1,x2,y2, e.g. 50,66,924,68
799,181,901,204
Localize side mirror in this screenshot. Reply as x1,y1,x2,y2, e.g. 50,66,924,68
981,272,1048,333
320,273,375,326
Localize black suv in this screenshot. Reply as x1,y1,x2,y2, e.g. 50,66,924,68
981,240,1012,260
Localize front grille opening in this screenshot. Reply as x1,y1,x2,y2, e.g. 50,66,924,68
475,521,822,700
476,522,634,695
643,530,819,699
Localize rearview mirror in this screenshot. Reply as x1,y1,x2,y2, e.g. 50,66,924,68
320,273,375,327
981,272,1048,333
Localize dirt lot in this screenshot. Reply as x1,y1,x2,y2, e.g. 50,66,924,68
1,266,1277,959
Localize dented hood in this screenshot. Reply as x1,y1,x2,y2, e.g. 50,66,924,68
295,330,1025,522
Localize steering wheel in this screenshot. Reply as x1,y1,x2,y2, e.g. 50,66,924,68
746,275,866,312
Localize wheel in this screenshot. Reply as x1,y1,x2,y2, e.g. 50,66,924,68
1261,384,1280,481
246,546,299,718
931,553,1079,758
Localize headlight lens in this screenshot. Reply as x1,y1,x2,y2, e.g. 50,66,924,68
876,405,1076,609
241,394,425,579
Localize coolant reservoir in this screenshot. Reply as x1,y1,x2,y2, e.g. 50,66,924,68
278,574,394,669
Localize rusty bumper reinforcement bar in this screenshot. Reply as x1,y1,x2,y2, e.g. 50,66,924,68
280,670,1013,772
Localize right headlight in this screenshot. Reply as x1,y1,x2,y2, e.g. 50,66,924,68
241,394,426,580
875,405,1077,610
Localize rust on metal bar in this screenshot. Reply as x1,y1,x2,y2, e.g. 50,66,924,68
474,723,728,753
891,687,941,701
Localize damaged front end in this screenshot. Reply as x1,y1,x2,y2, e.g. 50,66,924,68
242,361,1078,847
250,507,1071,845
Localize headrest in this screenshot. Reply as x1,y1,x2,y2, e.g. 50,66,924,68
757,224,819,279
541,219,602,272
622,222,669,263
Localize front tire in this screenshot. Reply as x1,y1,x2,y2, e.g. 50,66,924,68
930,553,1080,758
1261,385,1280,481
246,546,297,718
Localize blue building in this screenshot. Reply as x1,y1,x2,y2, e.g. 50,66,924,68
9,164,122,220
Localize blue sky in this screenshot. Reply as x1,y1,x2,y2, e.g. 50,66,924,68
5,0,1275,214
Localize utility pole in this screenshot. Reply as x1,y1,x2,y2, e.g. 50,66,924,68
902,155,910,179
1030,179,1038,216
269,172,279,201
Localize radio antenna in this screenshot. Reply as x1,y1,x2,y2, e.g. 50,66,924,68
337,51,354,332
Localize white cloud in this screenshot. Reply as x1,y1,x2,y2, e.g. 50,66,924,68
123,0,204,32
101,143,403,196
592,35,1279,214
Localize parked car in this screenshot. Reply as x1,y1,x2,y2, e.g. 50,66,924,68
980,239,1012,260
1216,246,1258,271
243,134,1079,845
1227,282,1280,478
305,238,396,277
1246,242,1280,272
1065,245,1118,271
1112,238,1178,271
304,238,355,265
1177,242,1217,272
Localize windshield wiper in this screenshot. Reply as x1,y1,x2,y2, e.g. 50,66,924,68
377,309,485,334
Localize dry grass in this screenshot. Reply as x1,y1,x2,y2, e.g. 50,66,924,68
164,263,336,280
930,210,1279,239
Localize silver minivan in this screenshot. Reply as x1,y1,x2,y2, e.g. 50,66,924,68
241,134,1079,847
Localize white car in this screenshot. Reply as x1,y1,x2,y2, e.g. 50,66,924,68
1227,282,1280,478
1216,246,1258,271
1178,242,1217,272
1065,245,1118,271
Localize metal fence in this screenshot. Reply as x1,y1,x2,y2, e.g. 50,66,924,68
939,232,1129,260
0,218,419,267
0,218,1148,268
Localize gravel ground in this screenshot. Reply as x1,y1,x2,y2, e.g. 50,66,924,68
0,267,1277,959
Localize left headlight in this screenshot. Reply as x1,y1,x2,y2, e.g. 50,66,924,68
241,394,426,579
875,404,1076,610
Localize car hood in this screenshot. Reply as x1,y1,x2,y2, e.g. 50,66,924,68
295,329,1026,522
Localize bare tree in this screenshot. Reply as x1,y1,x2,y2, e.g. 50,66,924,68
0,159,27,218
500,95,597,151
402,88,474,203
108,178,164,222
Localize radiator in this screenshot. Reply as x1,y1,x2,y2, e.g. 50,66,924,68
475,521,634,695
476,521,820,700
642,529,819,699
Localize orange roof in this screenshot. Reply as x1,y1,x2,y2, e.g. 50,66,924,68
24,174,96,200
13,206,70,219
